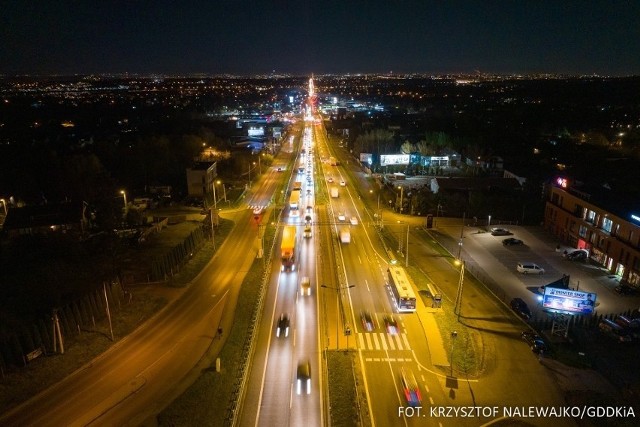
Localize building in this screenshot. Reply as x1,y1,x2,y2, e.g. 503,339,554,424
544,177,640,287
186,161,217,199
2,202,83,238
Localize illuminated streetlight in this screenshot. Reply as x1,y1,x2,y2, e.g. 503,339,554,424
120,190,127,208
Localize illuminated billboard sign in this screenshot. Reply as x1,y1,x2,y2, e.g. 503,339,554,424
381,154,410,166
360,153,373,165
542,287,596,315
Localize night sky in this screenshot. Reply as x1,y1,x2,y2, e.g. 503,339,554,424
1,0,639,76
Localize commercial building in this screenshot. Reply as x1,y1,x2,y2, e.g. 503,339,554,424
544,177,640,287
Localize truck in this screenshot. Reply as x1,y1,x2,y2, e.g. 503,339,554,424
330,187,339,198
281,225,296,271
339,227,351,244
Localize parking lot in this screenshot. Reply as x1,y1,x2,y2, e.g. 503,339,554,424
435,222,640,318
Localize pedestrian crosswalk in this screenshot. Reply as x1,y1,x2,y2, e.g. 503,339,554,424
358,332,410,351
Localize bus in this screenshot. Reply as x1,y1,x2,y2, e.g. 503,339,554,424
387,266,417,312
289,189,301,217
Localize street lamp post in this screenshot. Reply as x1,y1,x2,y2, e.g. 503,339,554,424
397,186,404,213
212,180,218,210
454,260,465,320
457,212,465,260
120,190,127,208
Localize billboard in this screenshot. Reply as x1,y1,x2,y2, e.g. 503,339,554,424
542,287,597,315
381,154,410,166
360,153,373,165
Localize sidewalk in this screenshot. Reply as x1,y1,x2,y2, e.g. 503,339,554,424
414,294,450,367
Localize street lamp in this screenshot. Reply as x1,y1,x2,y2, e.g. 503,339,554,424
397,186,404,213
212,180,218,210
120,190,127,208
454,260,465,320
321,284,355,350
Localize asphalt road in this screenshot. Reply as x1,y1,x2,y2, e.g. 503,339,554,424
0,206,258,427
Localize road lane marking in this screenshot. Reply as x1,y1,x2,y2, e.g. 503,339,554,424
358,333,365,349
401,333,410,350
365,333,373,349
373,333,380,350
380,333,388,350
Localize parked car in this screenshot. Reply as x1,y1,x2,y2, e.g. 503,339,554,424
517,262,545,275
503,238,524,246
565,249,588,262
615,284,638,296
491,227,511,236
521,330,548,353
510,298,532,320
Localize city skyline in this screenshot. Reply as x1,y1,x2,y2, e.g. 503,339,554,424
2,0,639,76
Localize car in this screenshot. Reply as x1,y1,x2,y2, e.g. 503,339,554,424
361,311,375,331
503,238,523,246
327,177,334,183
615,284,638,296
306,189,312,195
510,298,532,320
276,314,290,338
400,367,422,406
340,180,346,187
306,205,313,214
300,277,311,296
517,262,545,274
521,330,548,354
303,225,312,238
306,176,312,183
337,212,346,222
384,316,399,335
277,167,283,172
350,217,358,225
491,227,511,236
566,249,588,262
252,207,263,216
296,360,311,395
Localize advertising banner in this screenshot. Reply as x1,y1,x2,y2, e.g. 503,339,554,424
542,287,596,314
381,154,410,166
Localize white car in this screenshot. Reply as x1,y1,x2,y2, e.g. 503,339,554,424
327,177,334,183
350,217,358,225
340,180,346,187
337,212,346,222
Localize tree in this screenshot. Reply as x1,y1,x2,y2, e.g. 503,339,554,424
400,141,415,154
